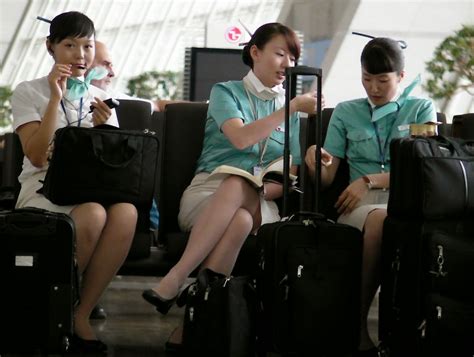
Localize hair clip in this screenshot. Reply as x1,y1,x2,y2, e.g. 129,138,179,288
238,19,253,46
352,31,407,49
37,16,52,23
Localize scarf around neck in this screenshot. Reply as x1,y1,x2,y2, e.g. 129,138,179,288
242,70,285,101
370,75,421,122
65,66,108,101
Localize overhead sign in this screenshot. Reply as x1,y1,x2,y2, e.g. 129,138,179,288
206,23,250,49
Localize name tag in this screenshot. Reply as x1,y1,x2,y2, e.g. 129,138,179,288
253,166,263,176
398,124,410,131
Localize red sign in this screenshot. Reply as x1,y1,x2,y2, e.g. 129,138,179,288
224,26,243,43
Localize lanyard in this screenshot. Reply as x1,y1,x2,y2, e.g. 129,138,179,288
60,97,84,127
369,104,399,173
245,89,273,167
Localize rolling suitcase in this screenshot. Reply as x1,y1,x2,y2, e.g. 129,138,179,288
0,208,77,354
256,66,363,356
379,216,474,356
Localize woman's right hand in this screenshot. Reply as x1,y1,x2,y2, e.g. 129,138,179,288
291,91,325,114
305,145,333,172
47,64,72,101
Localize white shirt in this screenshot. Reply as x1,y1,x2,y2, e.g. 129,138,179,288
11,76,119,183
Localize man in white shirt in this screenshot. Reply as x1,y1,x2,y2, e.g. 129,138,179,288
88,41,179,112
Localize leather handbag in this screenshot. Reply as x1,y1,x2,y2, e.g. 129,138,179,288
388,135,474,219
41,125,159,207
181,269,257,357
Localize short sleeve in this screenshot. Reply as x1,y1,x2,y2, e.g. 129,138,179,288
416,98,437,124
208,83,245,129
12,81,42,131
323,104,347,159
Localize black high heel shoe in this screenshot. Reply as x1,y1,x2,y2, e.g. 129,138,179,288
142,289,177,315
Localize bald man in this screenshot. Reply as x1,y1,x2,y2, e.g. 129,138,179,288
90,41,115,92
88,41,181,112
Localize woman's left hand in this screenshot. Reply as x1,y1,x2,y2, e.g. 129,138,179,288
90,97,112,126
335,178,368,215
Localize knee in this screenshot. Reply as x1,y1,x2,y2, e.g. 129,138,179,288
363,209,387,248
107,203,138,232
72,203,107,242
108,202,137,221
230,208,254,243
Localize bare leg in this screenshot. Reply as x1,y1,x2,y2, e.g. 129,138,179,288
201,207,254,275
72,202,137,340
154,176,260,299
359,208,386,350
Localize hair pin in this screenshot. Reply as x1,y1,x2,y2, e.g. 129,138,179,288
351,31,407,49
37,16,52,23
238,19,253,46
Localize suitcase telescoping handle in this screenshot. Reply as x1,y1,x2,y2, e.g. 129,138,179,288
283,66,323,216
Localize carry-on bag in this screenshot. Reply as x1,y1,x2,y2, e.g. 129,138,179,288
0,208,77,353
181,269,257,357
256,66,363,355
42,124,159,207
379,216,474,357
388,135,474,220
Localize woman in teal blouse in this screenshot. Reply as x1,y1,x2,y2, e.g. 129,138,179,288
143,23,319,319
305,37,436,356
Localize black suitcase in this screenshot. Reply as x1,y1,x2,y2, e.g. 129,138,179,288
387,135,474,220
0,208,76,354
379,216,474,357
256,66,363,355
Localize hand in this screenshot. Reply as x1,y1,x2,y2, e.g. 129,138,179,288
291,91,326,114
90,97,112,126
335,178,368,215
47,64,72,100
305,145,333,172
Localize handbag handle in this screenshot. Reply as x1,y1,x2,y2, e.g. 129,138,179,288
91,134,139,168
428,136,473,157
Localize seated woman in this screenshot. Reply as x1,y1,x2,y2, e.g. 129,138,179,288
142,22,320,345
11,11,137,353
305,37,436,356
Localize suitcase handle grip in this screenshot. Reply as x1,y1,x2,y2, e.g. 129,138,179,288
289,211,326,221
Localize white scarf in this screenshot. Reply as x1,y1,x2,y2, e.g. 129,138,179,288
242,70,285,101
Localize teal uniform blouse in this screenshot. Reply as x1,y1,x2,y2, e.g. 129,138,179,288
324,77,436,182
196,81,301,174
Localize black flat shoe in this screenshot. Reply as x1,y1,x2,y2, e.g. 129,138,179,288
142,289,176,315
68,334,108,354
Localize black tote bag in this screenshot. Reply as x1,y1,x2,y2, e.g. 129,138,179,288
388,135,474,219
181,269,257,357
42,125,159,207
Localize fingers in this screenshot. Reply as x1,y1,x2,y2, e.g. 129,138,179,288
91,97,112,126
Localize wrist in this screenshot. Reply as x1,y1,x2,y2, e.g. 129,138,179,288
362,175,374,190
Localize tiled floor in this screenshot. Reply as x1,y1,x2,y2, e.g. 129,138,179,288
2,275,379,356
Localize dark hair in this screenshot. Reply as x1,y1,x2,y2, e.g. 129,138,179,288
360,37,404,74
242,22,300,68
47,11,95,44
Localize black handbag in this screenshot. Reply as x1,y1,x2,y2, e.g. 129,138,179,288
181,269,257,357
41,125,159,207
388,135,474,219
